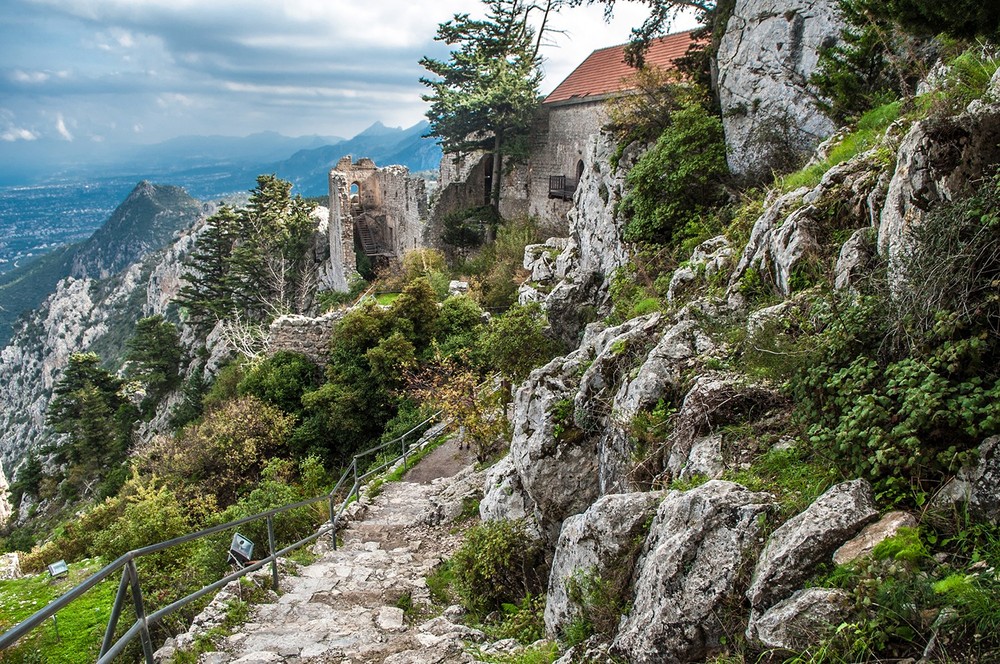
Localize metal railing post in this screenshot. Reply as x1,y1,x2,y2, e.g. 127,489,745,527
352,458,359,501
126,560,155,664
267,515,279,592
401,432,407,470
99,569,131,658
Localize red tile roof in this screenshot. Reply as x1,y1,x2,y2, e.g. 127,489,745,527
543,30,698,105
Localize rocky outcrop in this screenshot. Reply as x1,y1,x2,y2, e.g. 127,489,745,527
480,454,540,534
0,464,10,527
878,99,1000,265
666,236,734,304
612,481,775,663
518,133,637,343
747,479,878,613
718,0,845,179
509,314,663,540
544,491,663,636
749,587,853,650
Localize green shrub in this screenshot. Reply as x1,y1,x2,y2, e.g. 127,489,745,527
451,519,547,616
619,102,729,245
238,350,322,416
477,303,563,384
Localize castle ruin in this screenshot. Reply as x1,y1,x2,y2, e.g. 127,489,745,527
327,156,428,290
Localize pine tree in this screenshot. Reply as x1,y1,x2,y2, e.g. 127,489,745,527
177,205,239,328
47,352,133,480
420,0,552,212
125,315,183,415
227,175,317,318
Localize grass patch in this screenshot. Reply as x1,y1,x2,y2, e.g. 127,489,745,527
779,100,902,192
374,292,401,306
0,560,119,664
723,446,837,519
472,640,560,664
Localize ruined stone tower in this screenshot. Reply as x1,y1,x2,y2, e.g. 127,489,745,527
327,156,429,290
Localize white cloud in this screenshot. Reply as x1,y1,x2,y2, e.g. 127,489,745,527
55,113,74,140
12,69,51,84
0,127,39,141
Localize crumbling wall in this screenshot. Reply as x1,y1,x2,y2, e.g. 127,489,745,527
328,156,427,287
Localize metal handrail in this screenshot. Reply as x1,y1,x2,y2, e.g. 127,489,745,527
0,410,445,662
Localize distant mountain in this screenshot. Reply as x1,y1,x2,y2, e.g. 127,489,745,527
0,182,204,345
118,132,345,173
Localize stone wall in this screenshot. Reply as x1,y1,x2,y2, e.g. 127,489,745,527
501,101,609,234
328,157,428,290
431,101,608,239
267,311,346,365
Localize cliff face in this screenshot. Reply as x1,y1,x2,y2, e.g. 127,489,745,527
484,63,1000,663
718,0,844,179
0,184,212,484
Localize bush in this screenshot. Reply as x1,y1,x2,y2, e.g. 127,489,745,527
477,303,563,384
238,351,322,416
619,101,729,245
142,396,294,505
451,519,547,616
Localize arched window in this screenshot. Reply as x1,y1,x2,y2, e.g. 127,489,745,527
575,159,585,182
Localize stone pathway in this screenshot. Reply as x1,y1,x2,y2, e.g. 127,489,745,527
157,438,487,664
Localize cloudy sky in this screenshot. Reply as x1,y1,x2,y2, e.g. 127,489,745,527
0,0,699,172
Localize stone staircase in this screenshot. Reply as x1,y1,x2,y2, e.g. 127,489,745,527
157,439,488,664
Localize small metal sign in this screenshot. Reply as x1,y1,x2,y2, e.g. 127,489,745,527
47,560,69,579
228,533,254,567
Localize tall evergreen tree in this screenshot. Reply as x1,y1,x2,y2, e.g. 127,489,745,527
420,0,554,212
125,315,183,415
227,174,317,318
177,205,240,328
47,352,134,480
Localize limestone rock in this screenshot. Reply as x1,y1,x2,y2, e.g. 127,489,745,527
510,314,662,540
527,133,636,343
748,587,853,650
544,491,664,636
833,511,917,565
879,105,1000,267
667,236,733,304
929,436,1000,522
662,372,783,483
834,227,876,290
0,553,21,580
612,481,775,663
747,479,878,612
718,0,844,179
0,464,10,527
480,454,540,535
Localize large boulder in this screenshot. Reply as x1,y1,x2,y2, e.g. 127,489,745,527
878,103,1000,266
747,479,878,613
510,315,662,541
544,491,664,636
748,587,853,650
717,0,845,180
612,481,775,663
479,454,541,536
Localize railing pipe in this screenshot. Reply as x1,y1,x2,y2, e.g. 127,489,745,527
99,570,131,657
266,516,278,591
125,561,154,664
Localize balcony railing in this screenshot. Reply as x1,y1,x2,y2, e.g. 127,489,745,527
548,175,578,201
